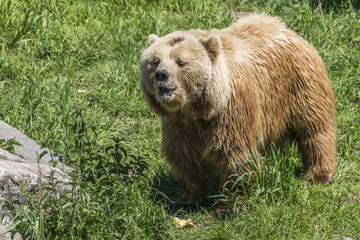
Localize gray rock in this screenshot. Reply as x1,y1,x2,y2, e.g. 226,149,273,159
0,121,71,172
0,150,23,163
0,217,23,240
0,121,74,239
0,150,73,239
0,154,72,203
0,226,22,240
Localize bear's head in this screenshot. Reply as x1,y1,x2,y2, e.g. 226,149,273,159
140,31,230,120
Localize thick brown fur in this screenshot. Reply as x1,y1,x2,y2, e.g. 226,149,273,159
140,14,337,210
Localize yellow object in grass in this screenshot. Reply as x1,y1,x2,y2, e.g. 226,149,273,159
173,217,197,228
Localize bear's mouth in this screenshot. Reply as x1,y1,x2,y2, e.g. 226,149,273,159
157,86,176,100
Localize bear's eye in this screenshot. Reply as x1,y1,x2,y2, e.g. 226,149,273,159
153,57,160,66
176,59,186,67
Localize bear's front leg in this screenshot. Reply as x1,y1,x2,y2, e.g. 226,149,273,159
214,150,257,217
169,160,213,212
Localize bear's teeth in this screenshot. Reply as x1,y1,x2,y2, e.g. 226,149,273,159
158,87,176,98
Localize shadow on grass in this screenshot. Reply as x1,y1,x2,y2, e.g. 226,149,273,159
150,164,220,215
149,155,305,215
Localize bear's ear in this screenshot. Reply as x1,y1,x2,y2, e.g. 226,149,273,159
148,34,159,45
199,35,222,62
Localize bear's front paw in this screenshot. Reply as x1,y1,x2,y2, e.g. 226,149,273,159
169,202,195,213
168,200,200,213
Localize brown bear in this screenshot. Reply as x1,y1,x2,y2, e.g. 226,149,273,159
140,13,336,211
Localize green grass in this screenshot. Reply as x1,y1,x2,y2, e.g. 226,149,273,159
0,0,359,239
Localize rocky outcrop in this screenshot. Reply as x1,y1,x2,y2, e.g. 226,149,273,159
0,121,73,239
0,226,22,240
0,150,72,203
0,121,71,172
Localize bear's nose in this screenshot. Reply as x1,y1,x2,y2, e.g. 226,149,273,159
155,70,169,82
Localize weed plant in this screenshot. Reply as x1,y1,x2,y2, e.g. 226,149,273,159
0,0,359,239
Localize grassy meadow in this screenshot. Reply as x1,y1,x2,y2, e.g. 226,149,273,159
0,0,359,239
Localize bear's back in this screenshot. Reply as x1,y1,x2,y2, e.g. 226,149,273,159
216,14,335,149
224,14,297,50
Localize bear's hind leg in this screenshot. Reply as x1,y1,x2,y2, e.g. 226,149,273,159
297,129,336,184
